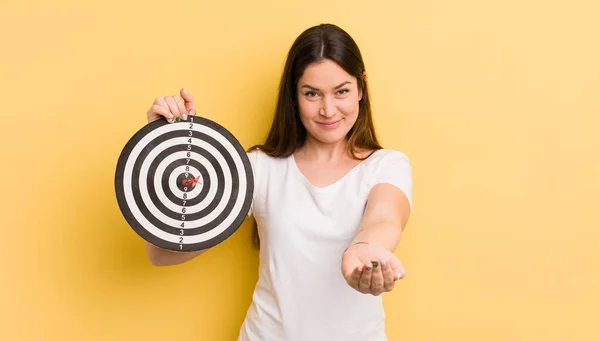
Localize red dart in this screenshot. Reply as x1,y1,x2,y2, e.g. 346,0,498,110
182,176,201,187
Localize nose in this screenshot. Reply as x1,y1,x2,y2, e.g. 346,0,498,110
319,96,336,118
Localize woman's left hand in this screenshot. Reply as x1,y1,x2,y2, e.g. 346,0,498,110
341,242,406,296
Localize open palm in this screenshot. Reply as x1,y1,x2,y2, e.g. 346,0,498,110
341,243,406,296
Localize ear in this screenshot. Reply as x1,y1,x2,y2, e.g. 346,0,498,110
359,71,367,101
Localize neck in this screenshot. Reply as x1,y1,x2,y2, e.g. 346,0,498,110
297,136,349,162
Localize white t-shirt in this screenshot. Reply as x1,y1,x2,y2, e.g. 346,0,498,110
236,148,412,341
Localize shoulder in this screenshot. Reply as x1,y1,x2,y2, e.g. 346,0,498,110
363,148,413,209
245,148,291,215
246,148,288,168
365,148,411,170
372,148,410,160
246,148,291,182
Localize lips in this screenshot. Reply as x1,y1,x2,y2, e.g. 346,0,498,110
317,119,341,128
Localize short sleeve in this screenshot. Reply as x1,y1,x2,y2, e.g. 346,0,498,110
371,150,413,211
246,149,260,217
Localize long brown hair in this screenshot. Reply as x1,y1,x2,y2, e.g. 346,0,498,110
247,23,382,249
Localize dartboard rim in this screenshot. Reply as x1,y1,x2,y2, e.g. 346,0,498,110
114,115,254,252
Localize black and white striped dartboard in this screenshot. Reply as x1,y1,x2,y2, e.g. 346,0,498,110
114,115,254,252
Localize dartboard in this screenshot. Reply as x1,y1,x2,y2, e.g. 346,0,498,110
114,115,254,252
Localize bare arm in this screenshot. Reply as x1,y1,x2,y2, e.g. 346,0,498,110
144,242,208,266
350,183,411,252
341,183,411,295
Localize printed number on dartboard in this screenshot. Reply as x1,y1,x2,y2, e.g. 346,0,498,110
179,117,195,251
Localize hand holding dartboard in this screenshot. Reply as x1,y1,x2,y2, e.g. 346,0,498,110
115,89,254,252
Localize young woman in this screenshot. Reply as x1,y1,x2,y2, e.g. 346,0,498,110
144,23,412,341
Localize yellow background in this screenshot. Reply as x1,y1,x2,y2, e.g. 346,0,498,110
1,0,599,340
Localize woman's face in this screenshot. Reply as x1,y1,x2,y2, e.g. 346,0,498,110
296,59,362,146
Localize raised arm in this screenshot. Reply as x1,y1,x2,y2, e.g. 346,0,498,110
341,151,413,295
350,183,411,252
341,183,411,295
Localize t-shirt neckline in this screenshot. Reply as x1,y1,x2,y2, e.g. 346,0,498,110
289,149,381,192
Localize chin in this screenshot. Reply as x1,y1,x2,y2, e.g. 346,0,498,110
309,128,350,145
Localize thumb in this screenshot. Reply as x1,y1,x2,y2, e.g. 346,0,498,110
180,88,196,114
388,254,406,279
341,255,364,278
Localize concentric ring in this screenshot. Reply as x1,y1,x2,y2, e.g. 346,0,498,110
114,116,254,252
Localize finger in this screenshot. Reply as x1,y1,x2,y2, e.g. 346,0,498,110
381,259,396,291
180,88,196,115
358,262,373,293
155,96,175,118
389,256,406,281
150,97,175,122
346,266,363,290
370,260,385,295
174,96,188,120
149,103,174,123
164,96,181,118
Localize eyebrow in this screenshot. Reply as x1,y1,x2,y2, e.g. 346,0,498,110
300,81,352,91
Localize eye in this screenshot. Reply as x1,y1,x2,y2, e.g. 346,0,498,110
305,91,318,97
337,89,350,95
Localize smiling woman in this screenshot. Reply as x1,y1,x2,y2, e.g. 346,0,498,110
297,60,363,144
248,23,381,161
141,23,413,341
